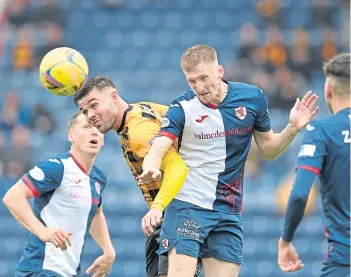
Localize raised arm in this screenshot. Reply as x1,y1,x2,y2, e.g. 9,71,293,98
254,91,319,160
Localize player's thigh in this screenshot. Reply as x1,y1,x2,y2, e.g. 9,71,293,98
145,224,162,277
203,258,240,277
166,248,203,277
168,246,198,277
320,260,350,277
200,213,243,265
157,199,215,258
157,199,216,277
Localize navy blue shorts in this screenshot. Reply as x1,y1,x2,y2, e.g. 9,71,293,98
157,199,243,264
15,270,62,277
320,260,350,277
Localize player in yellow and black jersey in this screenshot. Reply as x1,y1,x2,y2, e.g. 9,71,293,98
74,76,202,277
117,102,172,208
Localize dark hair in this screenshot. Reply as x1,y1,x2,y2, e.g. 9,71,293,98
73,76,116,106
67,111,82,130
323,53,350,80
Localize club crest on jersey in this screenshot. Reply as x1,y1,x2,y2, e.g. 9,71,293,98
162,239,169,249
234,107,247,120
95,181,101,195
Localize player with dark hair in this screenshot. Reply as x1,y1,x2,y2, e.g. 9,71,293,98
74,76,201,277
278,53,350,277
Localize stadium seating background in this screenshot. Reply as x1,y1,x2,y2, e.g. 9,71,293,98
0,0,349,276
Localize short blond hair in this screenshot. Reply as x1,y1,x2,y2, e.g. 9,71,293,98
67,111,82,131
181,44,218,72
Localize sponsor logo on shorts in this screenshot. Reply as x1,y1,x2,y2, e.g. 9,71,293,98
183,220,203,230
177,227,200,241
176,219,202,241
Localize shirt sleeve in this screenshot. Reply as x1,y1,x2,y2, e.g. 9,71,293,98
296,123,326,173
281,168,317,242
254,89,271,132
21,159,64,197
151,150,187,211
159,100,186,141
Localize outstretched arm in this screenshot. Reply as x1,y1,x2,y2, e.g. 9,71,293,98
254,91,319,160
140,99,185,183
140,136,174,183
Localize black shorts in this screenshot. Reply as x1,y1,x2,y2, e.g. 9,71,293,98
145,224,168,277
145,224,202,277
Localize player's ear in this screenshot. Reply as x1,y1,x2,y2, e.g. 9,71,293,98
68,130,74,143
325,83,333,100
218,65,224,79
111,90,118,102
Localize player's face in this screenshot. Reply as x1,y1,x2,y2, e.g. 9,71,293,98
78,87,118,133
69,114,104,155
184,62,224,104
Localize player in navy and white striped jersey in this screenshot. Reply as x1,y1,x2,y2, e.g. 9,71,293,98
140,44,319,277
3,112,115,277
279,53,350,277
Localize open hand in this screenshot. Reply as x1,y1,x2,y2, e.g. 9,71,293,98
142,208,163,236
38,228,72,251
86,253,115,277
289,90,319,131
278,238,304,272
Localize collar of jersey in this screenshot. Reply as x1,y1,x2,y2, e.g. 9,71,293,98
337,107,350,114
70,151,89,175
117,105,133,134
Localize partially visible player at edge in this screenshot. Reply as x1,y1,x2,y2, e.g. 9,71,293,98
3,112,115,277
139,44,319,277
278,53,350,277
73,76,202,277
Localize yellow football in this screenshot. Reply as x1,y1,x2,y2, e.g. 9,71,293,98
39,47,89,96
